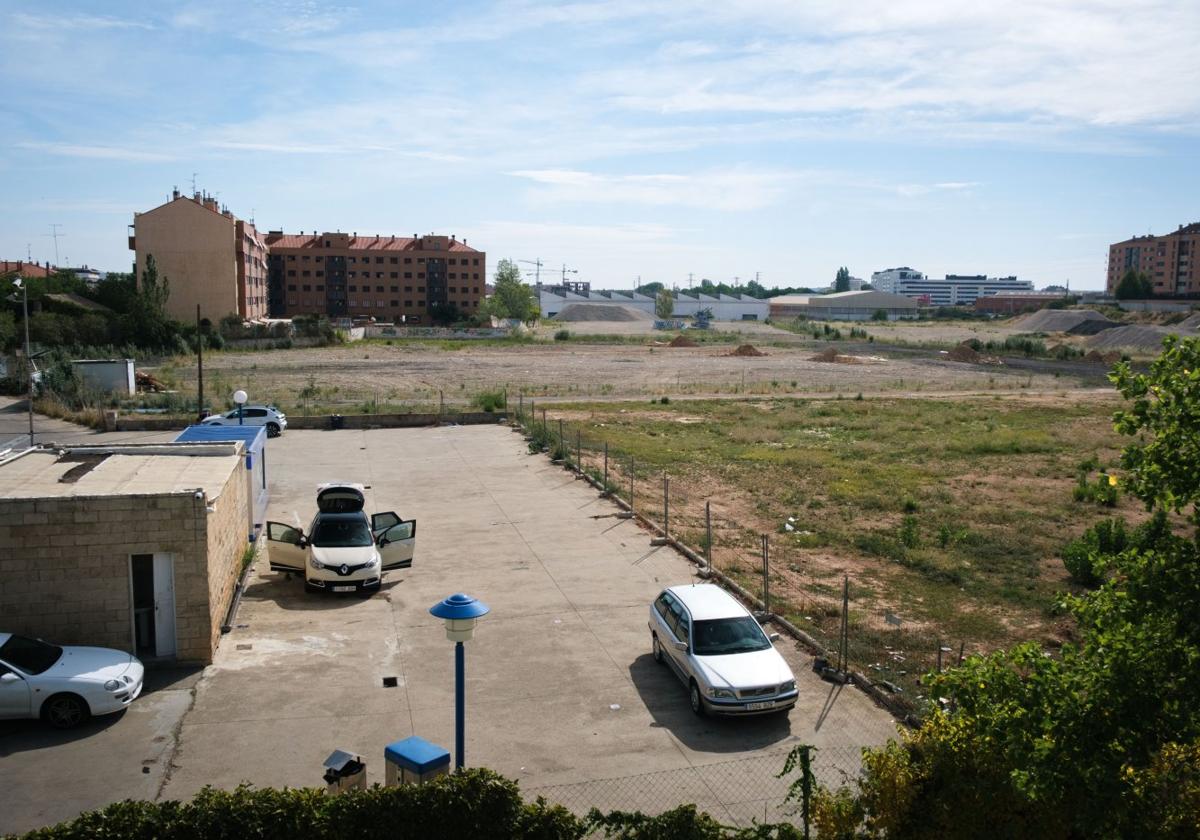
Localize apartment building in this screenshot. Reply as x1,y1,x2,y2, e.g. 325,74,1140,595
870,266,925,294
265,231,485,323
1107,223,1200,296
130,190,269,322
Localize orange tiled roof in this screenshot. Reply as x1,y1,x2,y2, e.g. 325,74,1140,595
264,233,479,253
0,260,55,278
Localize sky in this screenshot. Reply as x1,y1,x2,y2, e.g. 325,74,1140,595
2,1,1198,291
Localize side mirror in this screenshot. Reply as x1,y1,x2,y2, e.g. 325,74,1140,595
298,536,308,548
0,672,21,683
672,640,688,653
377,537,390,547
769,632,780,642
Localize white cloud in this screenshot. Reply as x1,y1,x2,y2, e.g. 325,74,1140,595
509,167,800,210
16,142,174,162
10,12,153,31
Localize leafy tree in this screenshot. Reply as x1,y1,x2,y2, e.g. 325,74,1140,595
0,309,17,351
814,335,1200,838
428,301,461,326
635,281,664,296
655,288,675,319
485,259,539,323
835,266,851,292
1114,269,1153,300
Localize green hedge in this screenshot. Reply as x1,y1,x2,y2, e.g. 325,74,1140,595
11,769,802,840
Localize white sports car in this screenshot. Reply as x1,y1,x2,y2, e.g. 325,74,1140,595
0,633,145,728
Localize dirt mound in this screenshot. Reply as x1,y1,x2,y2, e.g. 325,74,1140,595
668,335,699,347
809,347,839,362
1066,319,1121,336
1016,309,1112,333
1086,324,1173,352
1084,350,1122,364
727,344,766,357
945,342,1003,365
1176,313,1200,333
553,303,653,322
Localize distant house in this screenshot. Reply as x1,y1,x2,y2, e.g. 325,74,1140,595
538,288,769,321
769,290,920,321
1,260,56,279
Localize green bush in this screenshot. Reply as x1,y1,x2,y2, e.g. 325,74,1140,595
871,309,888,321
472,389,507,413
1073,470,1119,506
554,329,571,341
13,770,802,839
1062,518,1127,587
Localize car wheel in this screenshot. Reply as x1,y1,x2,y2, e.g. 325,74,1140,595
652,634,664,664
44,693,90,729
689,681,706,717
266,422,281,438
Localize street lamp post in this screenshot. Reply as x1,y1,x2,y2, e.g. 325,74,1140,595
233,389,248,425
429,593,490,770
12,278,32,447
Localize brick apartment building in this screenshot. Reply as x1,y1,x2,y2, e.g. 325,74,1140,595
1107,222,1200,297
130,190,269,322
264,231,485,323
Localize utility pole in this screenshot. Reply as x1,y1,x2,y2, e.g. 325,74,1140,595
196,305,206,423
43,224,65,268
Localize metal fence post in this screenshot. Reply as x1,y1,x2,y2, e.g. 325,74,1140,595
663,473,669,537
518,393,524,424
576,429,581,474
761,534,770,617
603,442,609,493
541,408,547,434
558,418,564,458
705,500,712,572
630,457,635,514
839,576,850,675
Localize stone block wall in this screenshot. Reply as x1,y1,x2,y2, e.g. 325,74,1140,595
0,492,209,660
203,460,250,656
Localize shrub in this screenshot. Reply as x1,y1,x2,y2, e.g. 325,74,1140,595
1062,518,1127,586
472,389,507,413
554,329,571,341
898,515,921,549
871,309,888,321
1073,470,1119,506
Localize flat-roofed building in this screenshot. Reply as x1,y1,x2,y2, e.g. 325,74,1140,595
769,290,920,321
0,443,251,663
130,190,269,323
1107,222,1200,297
883,274,1033,306
265,232,485,324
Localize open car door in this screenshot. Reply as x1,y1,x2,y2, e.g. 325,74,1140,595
371,512,416,571
266,521,307,572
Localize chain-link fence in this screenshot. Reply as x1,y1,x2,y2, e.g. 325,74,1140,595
512,400,968,719
523,743,861,829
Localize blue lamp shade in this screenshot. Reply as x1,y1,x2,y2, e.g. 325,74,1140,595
429,593,490,621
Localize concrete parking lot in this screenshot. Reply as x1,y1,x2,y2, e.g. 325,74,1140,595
1,422,897,834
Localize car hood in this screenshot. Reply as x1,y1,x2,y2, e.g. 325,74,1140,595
311,545,378,566
693,647,794,690
48,646,139,682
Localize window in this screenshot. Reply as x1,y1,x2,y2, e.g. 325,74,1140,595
405,300,413,307
473,259,480,266
375,285,384,292
391,300,399,307
302,270,310,277
287,270,296,277
287,284,297,291
288,297,298,306
450,258,457,265
377,299,385,307
417,286,425,293
349,285,358,292
287,255,296,261
376,257,384,264
349,299,357,306
316,285,325,291
302,284,311,292
418,273,425,279
449,273,457,280
390,272,398,279
417,299,425,306
417,257,425,264
325,240,331,247
404,257,412,264
390,285,399,292
390,257,398,264
473,273,480,280
404,272,413,279
405,285,412,292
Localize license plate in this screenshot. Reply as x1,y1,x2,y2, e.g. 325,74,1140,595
332,585,356,593
744,701,774,711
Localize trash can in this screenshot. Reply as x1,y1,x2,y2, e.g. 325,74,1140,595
330,414,345,430
384,736,450,786
322,749,366,793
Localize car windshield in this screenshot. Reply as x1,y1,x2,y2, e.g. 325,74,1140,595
311,519,373,547
0,634,63,675
692,617,771,656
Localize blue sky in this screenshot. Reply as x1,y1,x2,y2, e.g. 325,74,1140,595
2,1,1198,290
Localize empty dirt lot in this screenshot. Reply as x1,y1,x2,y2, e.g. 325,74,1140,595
164,330,1103,411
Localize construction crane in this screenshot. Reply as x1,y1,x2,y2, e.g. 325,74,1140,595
518,259,545,285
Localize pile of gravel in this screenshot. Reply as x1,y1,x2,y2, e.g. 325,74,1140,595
1016,309,1114,333
553,303,654,322
1086,325,1174,352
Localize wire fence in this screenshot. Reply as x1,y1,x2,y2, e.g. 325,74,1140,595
523,743,862,829
512,398,968,720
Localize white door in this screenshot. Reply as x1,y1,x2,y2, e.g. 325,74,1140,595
152,553,177,658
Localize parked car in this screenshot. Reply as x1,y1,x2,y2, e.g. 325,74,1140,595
648,584,798,716
266,483,416,593
0,633,145,729
201,404,287,437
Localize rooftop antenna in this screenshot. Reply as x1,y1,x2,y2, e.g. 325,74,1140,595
43,224,65,267
191,172,198,194
26,243,32,261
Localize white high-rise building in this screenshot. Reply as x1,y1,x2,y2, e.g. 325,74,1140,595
870,267,925,294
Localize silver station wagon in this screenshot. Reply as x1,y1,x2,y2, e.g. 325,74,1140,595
649,584,798,716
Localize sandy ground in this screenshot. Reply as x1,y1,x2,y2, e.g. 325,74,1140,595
177,335,1100,408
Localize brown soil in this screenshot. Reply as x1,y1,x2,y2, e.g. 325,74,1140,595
946,342,1002,365
727,344,766,357
1084,350,1121,364
810,347,839,362
668,335,699,348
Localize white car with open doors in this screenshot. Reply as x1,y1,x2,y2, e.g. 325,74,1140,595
648,583,798,716
266,483,416,593
0,633,145,729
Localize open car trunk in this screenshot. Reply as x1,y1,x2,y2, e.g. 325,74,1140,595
316,483,365,513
